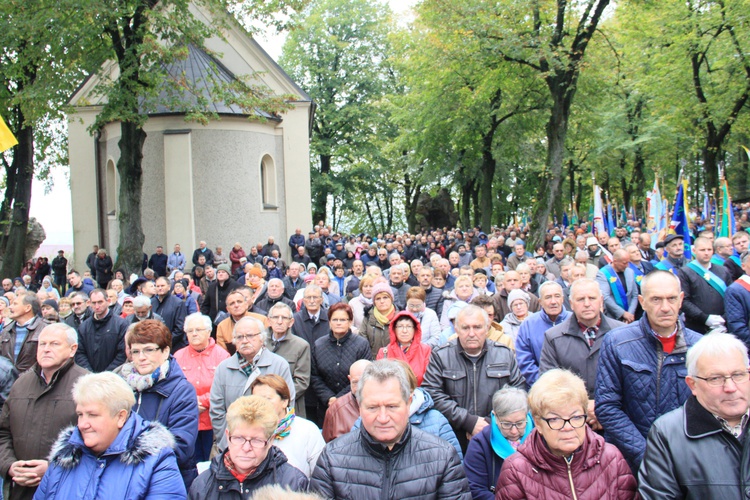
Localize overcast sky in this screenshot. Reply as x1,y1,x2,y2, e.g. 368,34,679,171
31,0,417,247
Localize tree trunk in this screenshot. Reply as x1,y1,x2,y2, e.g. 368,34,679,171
114,121,146,277
0,153,18,252
471,181,480,228
1,108,33,279
530,90,569,246
703,142,719,195
312,154,331,224
479,133,497,232
460,180,471,229
620,157,630,209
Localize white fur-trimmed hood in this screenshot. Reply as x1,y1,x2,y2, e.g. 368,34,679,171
48,419,175,469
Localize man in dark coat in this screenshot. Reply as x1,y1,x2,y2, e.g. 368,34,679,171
50,251,68,295
199,264,238,322
85,245,99,282
639,332,750,498
726,251,750,348
74,289,128,372
192,241,214,268
678,236,732,334
0,295,48,373
288,228,305,253
151,277,187,350
147,246,168,278
540,278,624,429
0,323,87,500
260,237,280,257
311,360,471,499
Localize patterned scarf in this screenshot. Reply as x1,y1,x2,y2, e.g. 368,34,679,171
223,452,255,483
274,408,295,440
121,359,169,392
236,351,257,377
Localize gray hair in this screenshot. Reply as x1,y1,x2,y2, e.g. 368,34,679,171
538,280,563,297
569,278,601,300
41,323,78,346
70,291,90,302
234,316,267,342
184,312,211,332
455,304,490,329
574,250,588,261
268,278,284,287
492,387,529,418
132,296,152,309
72,372,135,417
268,302,293,318
558,257,574,268
687,332,749,377
303,284,323,297
356,360,411,403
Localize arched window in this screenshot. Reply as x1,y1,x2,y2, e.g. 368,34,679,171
106,159,117,216
260,155,277,209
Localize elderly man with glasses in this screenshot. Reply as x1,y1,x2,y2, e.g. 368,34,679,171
264,303,311,418
640,332,750,499
209,316,294,451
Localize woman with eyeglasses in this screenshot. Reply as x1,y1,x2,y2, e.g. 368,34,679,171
119,319,200,490
376,311,431,386
496,369,637,500
250,375,325,478
174,313,230,463
360,281,399,358
188,396,308,499
464,387,532,500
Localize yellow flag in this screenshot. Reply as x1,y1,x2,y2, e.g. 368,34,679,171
0,116,17,152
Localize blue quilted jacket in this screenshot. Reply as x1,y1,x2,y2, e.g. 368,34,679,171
515,308,570,387
725,280,750,346
594,314,700,472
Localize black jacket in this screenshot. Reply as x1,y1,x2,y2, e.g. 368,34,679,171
423,286,445,317
199,279,239,322
148,253,168,277
291,307,329,351
725,257,744,282
310,331,372,405
311,424,471,500
94,256,113,287
282,276,306,300
189,447,307,499
192,248,214,267
254,294,294,315
639,396,750,499
151,292,188,350
539,314,625,397
74,311,128,372
62,309,91,331
422,340,525,445
678,263,732,333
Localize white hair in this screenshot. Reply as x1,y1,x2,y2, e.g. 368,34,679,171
687,332,749,377
72,372,135,417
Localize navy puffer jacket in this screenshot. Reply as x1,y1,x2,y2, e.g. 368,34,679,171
595,314,700,472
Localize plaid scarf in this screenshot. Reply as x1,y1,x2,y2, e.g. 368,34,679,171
223,452,255,483
236,350,258,377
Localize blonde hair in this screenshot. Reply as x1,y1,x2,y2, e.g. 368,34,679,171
358,274,377,292
226,396,278,439
453,275,473,288
528,369,587,418
72,372,136,417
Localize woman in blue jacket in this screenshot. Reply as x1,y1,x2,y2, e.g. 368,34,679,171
463,387,533,500
119,319,199,489
35,372,185,499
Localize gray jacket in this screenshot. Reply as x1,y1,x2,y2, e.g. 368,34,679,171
539,314,624,397
209,348,294,449
422,340,525,437
265,332,311,418
595,266,639,320
639,396,750,499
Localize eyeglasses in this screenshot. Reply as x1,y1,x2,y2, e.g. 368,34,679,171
395,324,415,331
303,296,322,301
71,302,85,306
227,435,269,449
330,318,349,323
498,420,527,431
540,415,587,430
268,315,292,322
185,328,207,334
694,371,750,387
130,347,161,357
233,333,261,342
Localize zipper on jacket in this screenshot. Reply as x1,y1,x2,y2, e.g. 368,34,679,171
382,455,391,500
472,360,478,415
136,392,142,414
655,349,664,406
565,456,578,500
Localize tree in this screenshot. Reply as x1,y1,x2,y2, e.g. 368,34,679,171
0,0,100,277
279,0,394,224
76,0,301,276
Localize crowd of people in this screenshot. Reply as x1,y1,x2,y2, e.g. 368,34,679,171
0,215,748,498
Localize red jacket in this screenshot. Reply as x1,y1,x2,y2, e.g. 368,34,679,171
173,338,230,430
496,426,638,500
229,248,246,274
377,311,431,385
